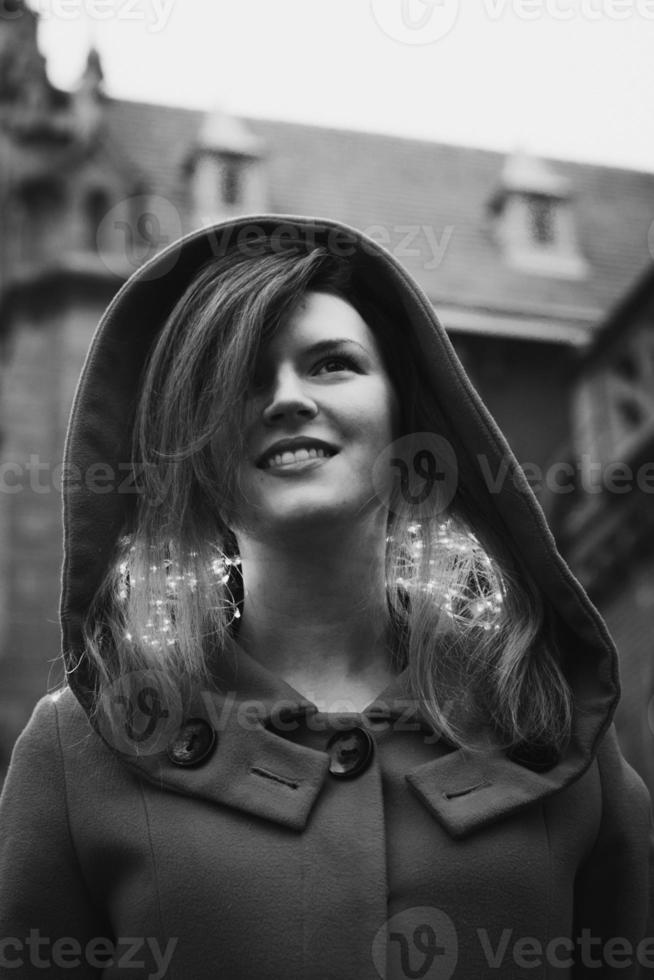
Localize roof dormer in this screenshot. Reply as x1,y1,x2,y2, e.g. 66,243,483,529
488,149,588,279
184,106,267,226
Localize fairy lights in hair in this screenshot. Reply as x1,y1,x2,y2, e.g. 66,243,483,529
116,522,502,649
116,541,242,650
394,519,504,632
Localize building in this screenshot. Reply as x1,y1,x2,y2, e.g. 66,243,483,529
541,265,654,793
1,0,653,790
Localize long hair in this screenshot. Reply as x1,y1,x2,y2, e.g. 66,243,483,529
82,237,573,761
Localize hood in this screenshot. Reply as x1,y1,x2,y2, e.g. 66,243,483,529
59,213,620,838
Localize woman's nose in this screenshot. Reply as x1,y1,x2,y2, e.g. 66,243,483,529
261,367,318,424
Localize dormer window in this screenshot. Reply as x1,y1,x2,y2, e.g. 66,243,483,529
221,157,241,206
488,150,588,279
527,194,555,246
184,105,266,225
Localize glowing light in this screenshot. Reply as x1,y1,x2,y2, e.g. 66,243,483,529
114,522,504,652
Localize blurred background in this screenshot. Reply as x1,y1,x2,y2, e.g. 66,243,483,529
0,0,653,793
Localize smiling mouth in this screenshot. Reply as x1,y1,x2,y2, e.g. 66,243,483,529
260,447,337,470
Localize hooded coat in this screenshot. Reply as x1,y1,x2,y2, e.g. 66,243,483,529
0,214,653,980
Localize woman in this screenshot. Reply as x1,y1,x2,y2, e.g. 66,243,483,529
0,214,652,979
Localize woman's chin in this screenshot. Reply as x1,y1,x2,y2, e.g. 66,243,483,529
271,503,350,530
249,498,360,538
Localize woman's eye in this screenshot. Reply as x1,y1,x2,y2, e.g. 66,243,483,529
314,356,357,374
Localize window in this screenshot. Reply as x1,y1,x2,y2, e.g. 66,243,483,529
221,158,241,206
527,195,555,246
15,177,66,263
85,188,111,250
489,152,588,278
18,177,64,216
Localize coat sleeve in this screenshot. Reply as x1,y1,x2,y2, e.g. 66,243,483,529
572,724,654,978
0,694,112,978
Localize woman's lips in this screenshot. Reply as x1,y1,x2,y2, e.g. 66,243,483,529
261,447,336,470
256,439,338,469
262,449,337,472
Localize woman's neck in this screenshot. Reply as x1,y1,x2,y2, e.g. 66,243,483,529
233,518,398,699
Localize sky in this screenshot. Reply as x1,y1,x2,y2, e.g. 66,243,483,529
32,0,654,173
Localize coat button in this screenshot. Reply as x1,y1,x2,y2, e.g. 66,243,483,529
167,718,216,767
326,727,374,779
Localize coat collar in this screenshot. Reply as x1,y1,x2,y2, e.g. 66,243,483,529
115,643,603,839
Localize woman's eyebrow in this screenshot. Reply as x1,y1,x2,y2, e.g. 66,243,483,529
304,339,371,357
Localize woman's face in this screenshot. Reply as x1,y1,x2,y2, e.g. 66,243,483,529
231,290,399,539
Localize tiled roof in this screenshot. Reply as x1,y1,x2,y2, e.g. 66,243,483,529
103,97,654,335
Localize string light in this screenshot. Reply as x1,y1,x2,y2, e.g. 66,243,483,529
117,541,244,650
392,518,505,632
118,518,504,649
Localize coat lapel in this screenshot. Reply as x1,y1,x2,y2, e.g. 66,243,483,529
115,644,593,839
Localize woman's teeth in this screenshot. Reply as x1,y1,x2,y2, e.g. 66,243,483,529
267,447,330,468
